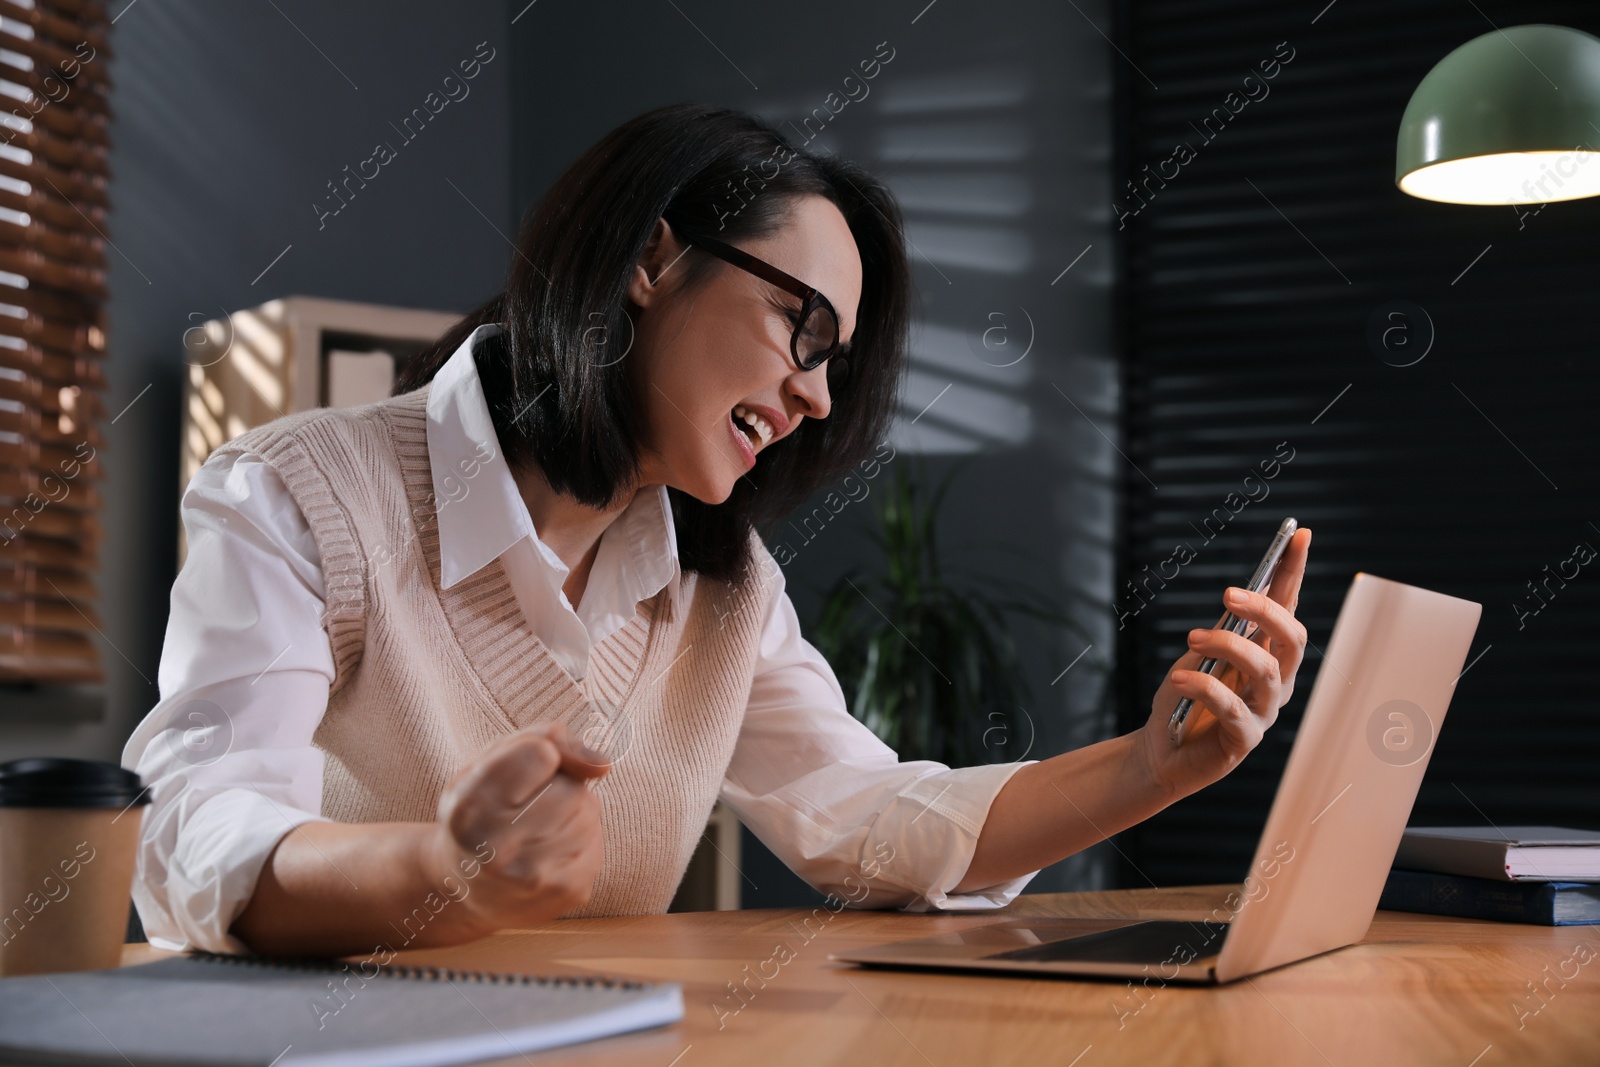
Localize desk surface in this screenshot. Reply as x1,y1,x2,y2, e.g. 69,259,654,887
126,886,1598,1066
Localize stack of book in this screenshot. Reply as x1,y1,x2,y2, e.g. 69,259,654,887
1381,826,1600,926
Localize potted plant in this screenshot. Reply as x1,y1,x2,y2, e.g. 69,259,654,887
808,459,1101,767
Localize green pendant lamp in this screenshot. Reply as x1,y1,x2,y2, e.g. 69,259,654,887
1397,24,1600,204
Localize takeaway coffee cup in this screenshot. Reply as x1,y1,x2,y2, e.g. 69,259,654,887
0,758,149,976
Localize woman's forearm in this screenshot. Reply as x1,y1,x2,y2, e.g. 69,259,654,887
952,732,1176,893
231,729,613,957
231,820,490,957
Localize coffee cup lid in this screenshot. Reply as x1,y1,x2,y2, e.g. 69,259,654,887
0,758,150,809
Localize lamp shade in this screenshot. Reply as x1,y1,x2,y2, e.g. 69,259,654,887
1396,24,1600,204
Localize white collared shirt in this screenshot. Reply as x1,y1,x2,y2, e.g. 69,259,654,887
122,323,1039,953
424,324,679,681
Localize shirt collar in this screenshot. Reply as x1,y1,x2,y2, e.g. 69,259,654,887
424,322,682,614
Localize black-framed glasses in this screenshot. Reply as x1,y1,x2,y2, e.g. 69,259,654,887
689,233,850,385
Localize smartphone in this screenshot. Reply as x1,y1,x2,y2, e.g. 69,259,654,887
1167,517,1299,747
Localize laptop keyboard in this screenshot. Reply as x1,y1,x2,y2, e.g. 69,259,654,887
983,921,1230,964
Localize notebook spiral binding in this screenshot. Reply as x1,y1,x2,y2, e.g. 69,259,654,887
188,950,646,991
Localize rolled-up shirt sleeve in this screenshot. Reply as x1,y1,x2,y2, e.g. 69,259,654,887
720,566,1041,910
120,451,335,954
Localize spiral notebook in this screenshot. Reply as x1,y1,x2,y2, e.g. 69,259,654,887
0,951,683,1067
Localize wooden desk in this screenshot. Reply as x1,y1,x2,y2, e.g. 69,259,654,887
125,887,1599,1066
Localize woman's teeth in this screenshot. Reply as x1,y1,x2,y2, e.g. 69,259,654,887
732,404,774,447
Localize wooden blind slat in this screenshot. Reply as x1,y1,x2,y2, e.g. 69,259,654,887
0,95,110,148
0,491,101,522
0,342,107,383
0,403,103,447
0,315,106,355
0,535,85,569
0,0,113,59
46,0,107,18
0,156,109,209
0,378,100,420
0,70,109,122
0,247,105,299
0,28,109,89
0,598,100,631
0,565,97,599
0,288,107,330
0,504,99,543
0,441,100,476
0,630,104,684
0,185,110,237
0,368,107,408
0,223,111,270
0,361,106,402
0,124,110,175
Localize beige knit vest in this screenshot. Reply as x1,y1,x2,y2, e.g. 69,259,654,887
213,386,777,917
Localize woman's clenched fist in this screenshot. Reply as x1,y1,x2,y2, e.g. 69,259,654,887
424,722,611,936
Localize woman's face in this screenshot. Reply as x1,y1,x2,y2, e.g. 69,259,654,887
626,195,862,504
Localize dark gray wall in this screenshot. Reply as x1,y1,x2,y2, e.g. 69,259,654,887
510,0,1120,902
1,2,512,760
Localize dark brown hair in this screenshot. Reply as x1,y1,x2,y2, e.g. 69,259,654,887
396,103,911,582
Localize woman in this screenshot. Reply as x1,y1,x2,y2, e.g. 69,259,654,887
124,104,1311,957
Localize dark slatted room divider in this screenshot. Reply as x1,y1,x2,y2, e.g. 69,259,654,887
1111,0,1600,884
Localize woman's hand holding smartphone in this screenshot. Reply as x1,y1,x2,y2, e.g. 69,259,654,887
1136,520,1313,799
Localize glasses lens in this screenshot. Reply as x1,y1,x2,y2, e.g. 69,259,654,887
795,303,839,369
825,353,850,389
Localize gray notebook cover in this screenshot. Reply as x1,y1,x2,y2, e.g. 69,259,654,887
0,953,683,1067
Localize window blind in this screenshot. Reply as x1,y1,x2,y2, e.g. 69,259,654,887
1113,0,1600,884
0,0,111,685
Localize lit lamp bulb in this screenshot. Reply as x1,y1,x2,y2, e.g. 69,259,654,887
1397,24,1600,205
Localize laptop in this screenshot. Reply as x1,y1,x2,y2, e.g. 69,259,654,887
832,573,1482,984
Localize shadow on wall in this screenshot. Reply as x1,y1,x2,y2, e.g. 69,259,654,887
692,19,1120,904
